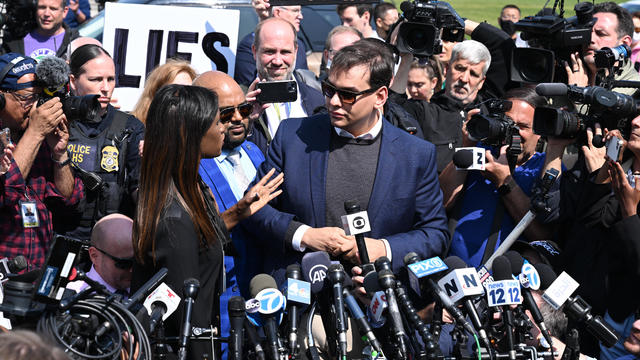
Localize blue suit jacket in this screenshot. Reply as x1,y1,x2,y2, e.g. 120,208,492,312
247,71,325,155
198,141,265,360
243,114,449,284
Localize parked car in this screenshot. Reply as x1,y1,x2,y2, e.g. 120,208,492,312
78,0,342,74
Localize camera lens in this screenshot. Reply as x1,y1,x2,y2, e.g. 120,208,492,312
468,114,505,143
63,95,101,121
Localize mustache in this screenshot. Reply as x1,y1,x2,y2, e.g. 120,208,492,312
453,81,470,92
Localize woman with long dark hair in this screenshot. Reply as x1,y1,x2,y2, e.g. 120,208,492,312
132,84,282,359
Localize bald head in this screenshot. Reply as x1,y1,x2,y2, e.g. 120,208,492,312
194,71,250,150
91,213,133,250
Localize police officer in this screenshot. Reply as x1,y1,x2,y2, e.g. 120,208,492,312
59,44,143,240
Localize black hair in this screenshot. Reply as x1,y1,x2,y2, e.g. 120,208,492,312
594,1,634,39
501,4,520,14
374,3,396,21
503,86,547,108
337,4,373,21
69,44,112,77
330,38,393,90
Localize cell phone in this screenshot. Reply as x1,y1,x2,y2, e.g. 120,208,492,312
606,136,624,162
0,128,10,152
256,80,298,103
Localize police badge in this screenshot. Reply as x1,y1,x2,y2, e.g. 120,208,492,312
101,145,119,172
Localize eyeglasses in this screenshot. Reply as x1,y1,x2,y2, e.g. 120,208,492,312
321,80,378,105
9,91,39,107
93,246,134,269
279,6,302,14
219,102,253,124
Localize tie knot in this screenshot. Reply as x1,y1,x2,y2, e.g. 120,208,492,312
227,150,241,165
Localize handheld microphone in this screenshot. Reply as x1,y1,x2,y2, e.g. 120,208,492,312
249,274,285,360
177,278,200,360
284,264,307,357
493,256,517,360
228,296,246,360
375,257,407,359
327,264,348,359
535,83,568,97
504,251,553,347
453,148,485,170
244,319,266,360
342,201,374,274
301,252,331,294
143,282,181,334
534,263,620,348
342,281,383,354
124,267,168,310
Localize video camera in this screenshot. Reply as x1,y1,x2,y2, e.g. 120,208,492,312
534,83,639,139
511,2,595,83
467,99,519,148
395,0,465,59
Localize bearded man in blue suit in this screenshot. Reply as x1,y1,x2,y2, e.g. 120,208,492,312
244,40,449,284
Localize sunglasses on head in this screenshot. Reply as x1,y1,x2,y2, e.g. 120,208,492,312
321,80,378,105
94,246,134,269
219,102,253,123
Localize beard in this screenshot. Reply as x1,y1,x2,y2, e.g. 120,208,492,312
222,123,249,150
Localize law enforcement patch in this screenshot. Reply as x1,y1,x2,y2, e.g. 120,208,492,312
101,145,119,172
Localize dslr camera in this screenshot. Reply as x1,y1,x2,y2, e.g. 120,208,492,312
534,84,639,139
467,99,519,147
395,0,465,58
511,2,595,83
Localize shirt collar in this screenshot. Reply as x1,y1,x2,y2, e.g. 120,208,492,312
333,113,383,140
216,146,243,164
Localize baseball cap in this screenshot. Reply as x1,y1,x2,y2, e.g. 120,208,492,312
0,53,37,91
510,239,561,269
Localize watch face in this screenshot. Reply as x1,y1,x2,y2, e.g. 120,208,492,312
498,182,512,196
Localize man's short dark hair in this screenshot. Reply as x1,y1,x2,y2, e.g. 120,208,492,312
594,1,634,39
503,86,547,109
501,4,520,14
374,3,396,22
330,38,393,90
337,4,373,20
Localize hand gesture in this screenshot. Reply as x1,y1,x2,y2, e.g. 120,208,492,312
252,0,270,20
29,97,65,139
609,160,640,218
564,52,588,87
246,78,269,121
0,143,15,175
68,0,79,12
301,227,355,256
235,168,284,219
482,145,511,187
46,117,70,159
582,123,607,173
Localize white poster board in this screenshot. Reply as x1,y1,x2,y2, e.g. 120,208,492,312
102,3,240,111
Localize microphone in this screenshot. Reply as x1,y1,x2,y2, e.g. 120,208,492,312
301,251,331,294
284,264,308,357
342,279,383,354
375,257,408,359
143,282,181,334
453,148,474,168
177,278,200,360
438,256,492,352
535,83,568,97
35,56,70,96
342,201,374,274
453,148,485,170
493,256,517,360
124,268,168,310
0,256,27,282
504,251,553,347
249,274,285,360
327,264,348,359
534,263,620,348
244,319,266,360
228,296,246,360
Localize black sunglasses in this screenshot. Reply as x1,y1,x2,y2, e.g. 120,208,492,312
94,247,134,269
219,102,253,123
321,80,378,105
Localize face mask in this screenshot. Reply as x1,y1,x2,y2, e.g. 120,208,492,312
499,19,516,36
634,31,640,42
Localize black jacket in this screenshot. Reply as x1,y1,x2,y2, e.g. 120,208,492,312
2,22,79,58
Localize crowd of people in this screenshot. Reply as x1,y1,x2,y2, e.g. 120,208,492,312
0,0,640,359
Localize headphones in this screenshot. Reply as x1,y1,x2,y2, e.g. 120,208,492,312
0,56,28,111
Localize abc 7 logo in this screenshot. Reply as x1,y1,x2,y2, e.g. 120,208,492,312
352,216,366,230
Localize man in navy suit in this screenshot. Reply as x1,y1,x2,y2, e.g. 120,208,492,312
246,18,324,155
244,40,449,284
196,71,265,360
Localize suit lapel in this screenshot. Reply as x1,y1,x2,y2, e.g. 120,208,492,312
367,120,399,225
309,116,331,228
199,159,237,212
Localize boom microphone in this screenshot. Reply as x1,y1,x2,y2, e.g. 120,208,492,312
535,83,568,97
35,56,70,94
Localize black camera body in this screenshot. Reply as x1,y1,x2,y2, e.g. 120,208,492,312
467,99,519,147
38,85,101,122
396,0,464,58
533,85,639,139
511,2,595,83
594,44,631,70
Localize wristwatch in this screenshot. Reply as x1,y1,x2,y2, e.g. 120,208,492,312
51,154,71,167
498,177,515,196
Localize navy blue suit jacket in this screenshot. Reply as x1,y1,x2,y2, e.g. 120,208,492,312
234,32,309,88
243,114,449,284
248,71,325,155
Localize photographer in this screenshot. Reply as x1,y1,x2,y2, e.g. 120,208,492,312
439,87,554,267
58,44,144,241
565,2,640,95
391,17,515,172
0,53,83,270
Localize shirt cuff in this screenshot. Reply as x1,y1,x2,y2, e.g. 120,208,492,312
292,224,310,252
381,238,391,261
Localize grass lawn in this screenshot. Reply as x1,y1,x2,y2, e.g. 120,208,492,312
387,0,628,27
